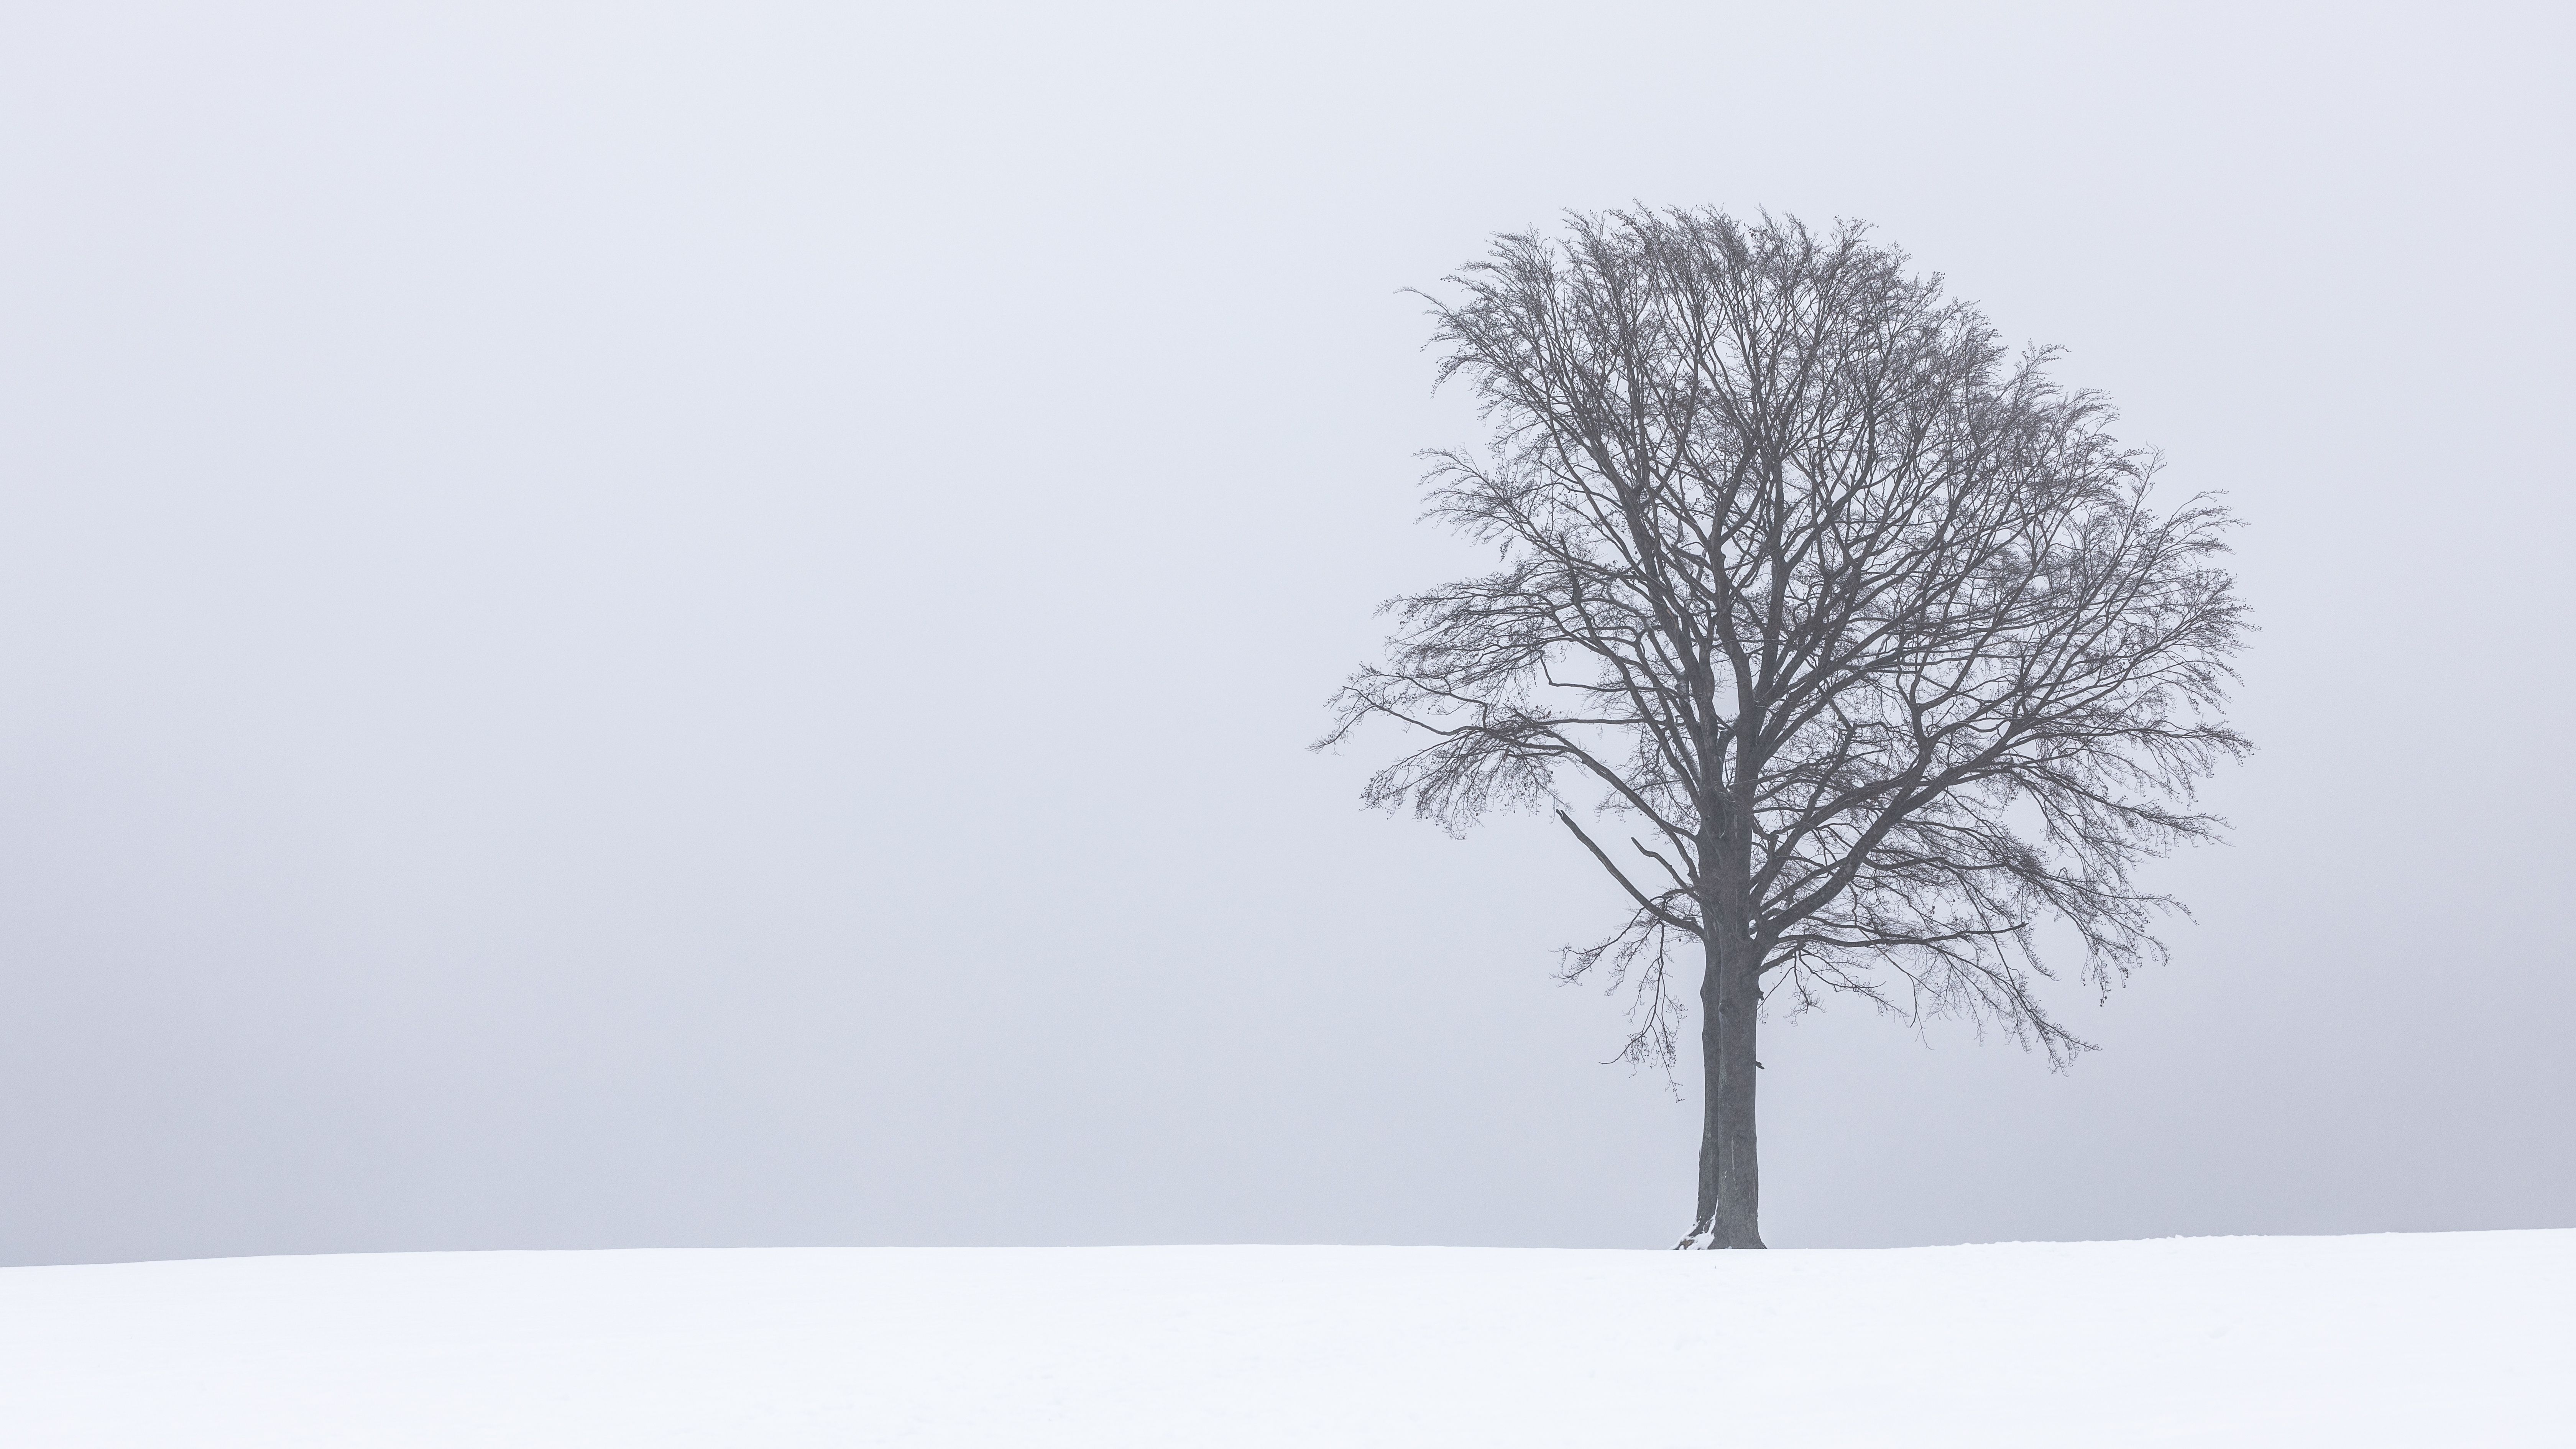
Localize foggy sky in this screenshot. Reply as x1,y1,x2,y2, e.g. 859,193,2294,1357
2,0,2569,1265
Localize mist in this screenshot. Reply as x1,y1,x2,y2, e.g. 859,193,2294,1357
2,0,2568,1265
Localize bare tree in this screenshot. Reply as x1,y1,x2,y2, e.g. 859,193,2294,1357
1320,209,2249,1249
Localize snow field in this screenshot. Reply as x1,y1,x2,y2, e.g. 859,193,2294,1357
2,1230,2568,1447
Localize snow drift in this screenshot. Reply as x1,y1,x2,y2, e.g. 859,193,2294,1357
3,1230,2568,1446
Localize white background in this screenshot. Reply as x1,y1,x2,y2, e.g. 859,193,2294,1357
1,0,2568,1261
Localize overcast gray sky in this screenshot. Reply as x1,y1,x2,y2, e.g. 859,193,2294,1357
2,0,2569,1265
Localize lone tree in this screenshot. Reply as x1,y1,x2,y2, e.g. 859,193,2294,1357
1322,209,2249,1249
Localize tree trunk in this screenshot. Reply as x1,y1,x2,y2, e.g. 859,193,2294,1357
1686,932,1765,1248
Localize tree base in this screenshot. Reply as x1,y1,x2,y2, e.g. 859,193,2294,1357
1673,1229,1768,1250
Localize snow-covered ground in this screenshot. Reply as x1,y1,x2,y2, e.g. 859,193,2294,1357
3,1231,2568,1446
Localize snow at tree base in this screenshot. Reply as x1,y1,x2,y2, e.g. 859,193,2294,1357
3,1230,2567,1446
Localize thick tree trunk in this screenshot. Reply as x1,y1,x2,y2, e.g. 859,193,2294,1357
1685,932,1764,1249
